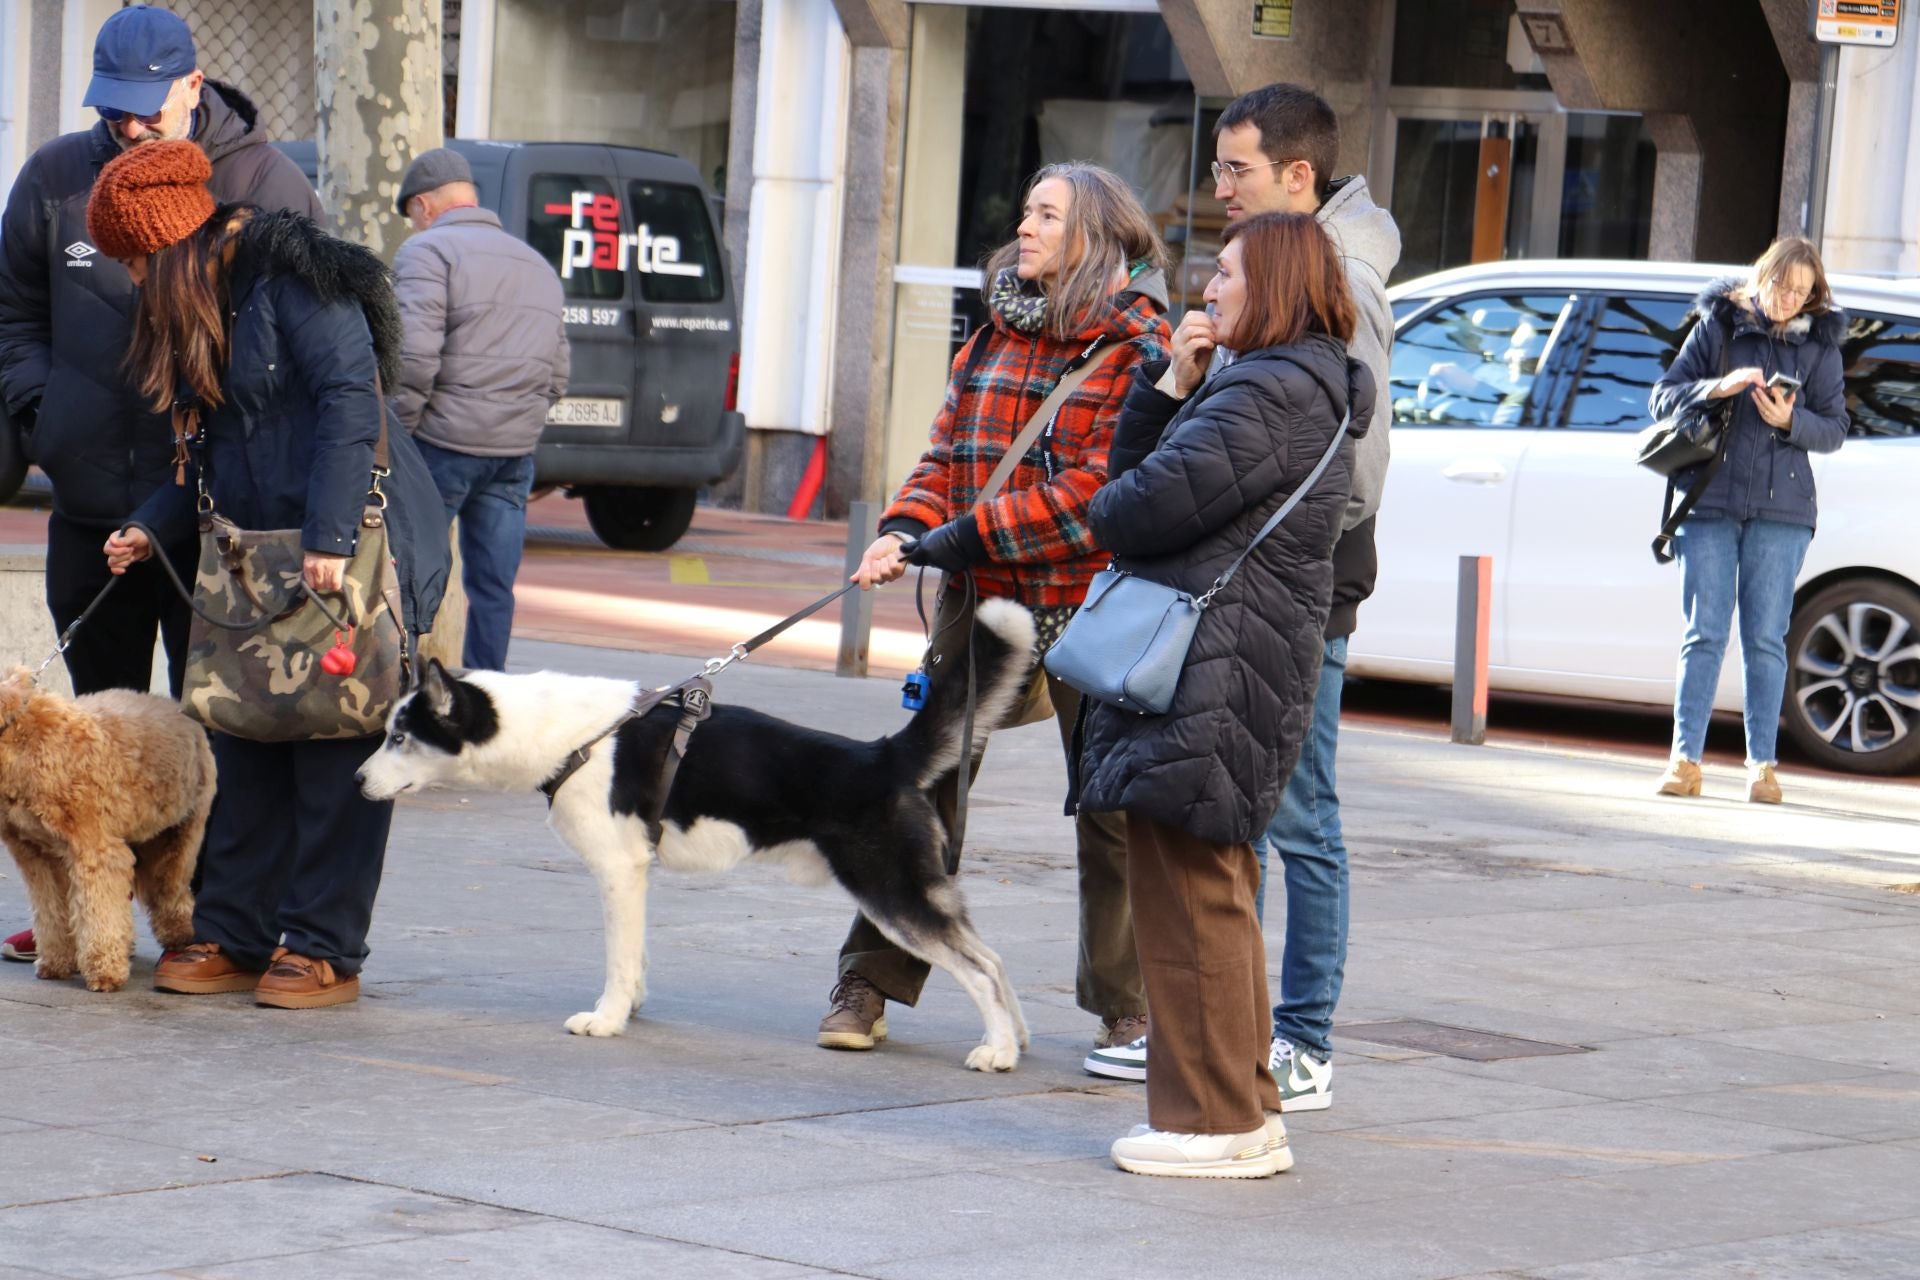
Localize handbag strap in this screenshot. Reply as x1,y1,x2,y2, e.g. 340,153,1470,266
973,336,1128,511
1194,406,1352,610
1650,315,1736,565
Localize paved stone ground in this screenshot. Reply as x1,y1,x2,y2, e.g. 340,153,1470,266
3,638,1919,1279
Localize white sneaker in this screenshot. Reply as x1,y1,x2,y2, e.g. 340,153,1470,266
1111,1125,1280,1178
1263,1111,1295,1172
1270,1037,1333,1112
1083,1034,1147,1081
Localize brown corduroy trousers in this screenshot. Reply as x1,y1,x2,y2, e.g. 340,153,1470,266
1126,810,1283,1135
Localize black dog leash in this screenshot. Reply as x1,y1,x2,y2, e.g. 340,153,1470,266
28,573,124,683
537,578,861,819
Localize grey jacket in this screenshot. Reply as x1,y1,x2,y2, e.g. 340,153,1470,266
391,206,570,456
1315,175,1399,529
1207,176,1400,529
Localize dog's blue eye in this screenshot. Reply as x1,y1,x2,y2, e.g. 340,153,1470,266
388,731,406,747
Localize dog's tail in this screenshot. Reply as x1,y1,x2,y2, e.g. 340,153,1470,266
891,597,1038,790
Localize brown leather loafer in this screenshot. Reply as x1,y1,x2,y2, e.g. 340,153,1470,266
254,948,359,1009
154,942,264,994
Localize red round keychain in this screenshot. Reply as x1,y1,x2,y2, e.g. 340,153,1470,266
321,625,357,676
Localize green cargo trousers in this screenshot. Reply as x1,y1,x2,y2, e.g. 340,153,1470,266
835,589,1146,1020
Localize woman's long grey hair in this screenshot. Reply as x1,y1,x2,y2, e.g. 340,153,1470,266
981,162,1169,341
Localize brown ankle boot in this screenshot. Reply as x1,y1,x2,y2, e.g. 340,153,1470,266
1656,758,1703,797
1746,763,1783,804
154,942,263,994
817,973,887,1050
254,948,359,1009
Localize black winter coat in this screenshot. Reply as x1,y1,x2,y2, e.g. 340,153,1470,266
130,211,449,638
0,82,321,528
1076,334,1373,845
1649,278,1848,530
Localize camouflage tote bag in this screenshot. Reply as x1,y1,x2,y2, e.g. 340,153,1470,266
177,504,408,741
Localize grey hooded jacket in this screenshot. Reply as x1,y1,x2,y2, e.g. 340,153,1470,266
1208,175,1399,529
391,206,570,456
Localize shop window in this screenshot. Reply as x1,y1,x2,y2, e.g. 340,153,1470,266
1391,294,1567,427
1558,115,1656,260
1840,313,1920,438
628,181,725,304
1561,295,1694,432
527,174,625,302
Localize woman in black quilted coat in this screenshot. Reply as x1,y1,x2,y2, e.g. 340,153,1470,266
1078,213,1372,1179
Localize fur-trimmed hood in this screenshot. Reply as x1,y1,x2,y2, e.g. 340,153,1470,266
226,207,404,389
1695,276,1847,347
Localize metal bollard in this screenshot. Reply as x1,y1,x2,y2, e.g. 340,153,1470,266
836,500,875,678
1451,554,1491,745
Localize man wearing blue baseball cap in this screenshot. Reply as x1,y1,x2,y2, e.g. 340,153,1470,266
0,5,324,963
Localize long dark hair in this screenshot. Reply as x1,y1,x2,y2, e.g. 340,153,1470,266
124,208,252,412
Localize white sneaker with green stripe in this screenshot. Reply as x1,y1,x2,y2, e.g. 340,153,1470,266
1270,1036,1332,1112
1083,1034,1147,1081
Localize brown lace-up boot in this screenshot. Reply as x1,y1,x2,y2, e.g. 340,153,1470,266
817,973,887,1050
1656,758,1703,797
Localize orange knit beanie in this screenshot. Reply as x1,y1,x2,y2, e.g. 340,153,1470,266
86,140,215,260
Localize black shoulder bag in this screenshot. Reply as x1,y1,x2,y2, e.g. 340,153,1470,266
1639,316,1736,565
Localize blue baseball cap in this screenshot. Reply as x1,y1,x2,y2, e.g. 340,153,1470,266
83,6,197,118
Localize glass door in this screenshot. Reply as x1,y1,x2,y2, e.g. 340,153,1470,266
1386,111,1550,281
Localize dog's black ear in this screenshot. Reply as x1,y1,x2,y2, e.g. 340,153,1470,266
419,658,456,718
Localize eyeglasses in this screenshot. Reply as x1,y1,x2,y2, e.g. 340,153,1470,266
1210,157,1297,189
98,82,178,127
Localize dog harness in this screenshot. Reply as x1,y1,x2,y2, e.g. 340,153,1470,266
537,676,713,838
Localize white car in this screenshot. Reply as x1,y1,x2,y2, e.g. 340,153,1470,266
1353,260,1920,776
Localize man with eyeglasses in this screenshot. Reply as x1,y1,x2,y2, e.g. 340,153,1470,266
0,4,320,965
1083,85,1401,1120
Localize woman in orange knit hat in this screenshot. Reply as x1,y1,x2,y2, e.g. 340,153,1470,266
91,140,449,1009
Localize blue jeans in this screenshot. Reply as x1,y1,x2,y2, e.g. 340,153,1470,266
1253,634,1347,1061
416,439,536,671
1671,517,1813,765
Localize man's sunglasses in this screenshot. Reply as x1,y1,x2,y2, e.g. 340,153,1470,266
97,99,169,126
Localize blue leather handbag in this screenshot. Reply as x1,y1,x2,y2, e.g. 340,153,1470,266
1045,410,1351,715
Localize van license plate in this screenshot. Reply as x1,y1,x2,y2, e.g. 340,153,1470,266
546,397,626,427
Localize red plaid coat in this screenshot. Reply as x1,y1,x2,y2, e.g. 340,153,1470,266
884,276,1171,607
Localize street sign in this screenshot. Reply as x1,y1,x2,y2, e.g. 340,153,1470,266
1253,0,1292,40
1814,0,1901,46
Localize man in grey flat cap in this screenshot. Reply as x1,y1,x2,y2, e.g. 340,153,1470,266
392,146,570,671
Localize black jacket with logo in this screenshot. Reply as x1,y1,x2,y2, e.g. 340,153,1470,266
0,82,321,528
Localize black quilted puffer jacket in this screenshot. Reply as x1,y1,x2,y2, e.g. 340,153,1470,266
1075,333,1373,845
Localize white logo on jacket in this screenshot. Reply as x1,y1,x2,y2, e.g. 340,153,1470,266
63,242,97,266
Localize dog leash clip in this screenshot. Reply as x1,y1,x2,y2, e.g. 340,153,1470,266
702,643,750,678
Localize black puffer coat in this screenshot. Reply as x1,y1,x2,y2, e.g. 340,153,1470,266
130,211,449,638
1076,334,1372,845
0,83,321,527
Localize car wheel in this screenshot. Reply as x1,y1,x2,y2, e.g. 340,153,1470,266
0,417,25,504
581,486,698,552
1783,577,1920,776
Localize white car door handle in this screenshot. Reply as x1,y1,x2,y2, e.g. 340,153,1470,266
1442,460,1509,485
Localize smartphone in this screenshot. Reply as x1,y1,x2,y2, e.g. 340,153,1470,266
1766,371,1803,396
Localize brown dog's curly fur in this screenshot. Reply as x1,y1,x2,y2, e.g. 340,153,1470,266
0,671,216,991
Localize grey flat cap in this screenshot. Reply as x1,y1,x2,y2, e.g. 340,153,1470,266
396,147,473,215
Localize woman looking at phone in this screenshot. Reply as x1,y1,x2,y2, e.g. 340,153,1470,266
1648,236,1849,804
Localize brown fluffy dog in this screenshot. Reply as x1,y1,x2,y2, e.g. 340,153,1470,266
0,671,216,991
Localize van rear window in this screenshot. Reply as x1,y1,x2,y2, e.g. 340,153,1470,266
528,173,626,302
628,181,724,305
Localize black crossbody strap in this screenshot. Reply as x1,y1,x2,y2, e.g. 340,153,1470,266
1650,315,1736,565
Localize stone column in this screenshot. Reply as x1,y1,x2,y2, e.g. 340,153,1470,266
314,0,443,263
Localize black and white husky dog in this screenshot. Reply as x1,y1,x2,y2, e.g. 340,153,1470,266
356,599,1036,1072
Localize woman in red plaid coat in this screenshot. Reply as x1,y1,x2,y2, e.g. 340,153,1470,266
817,163,1172,1060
